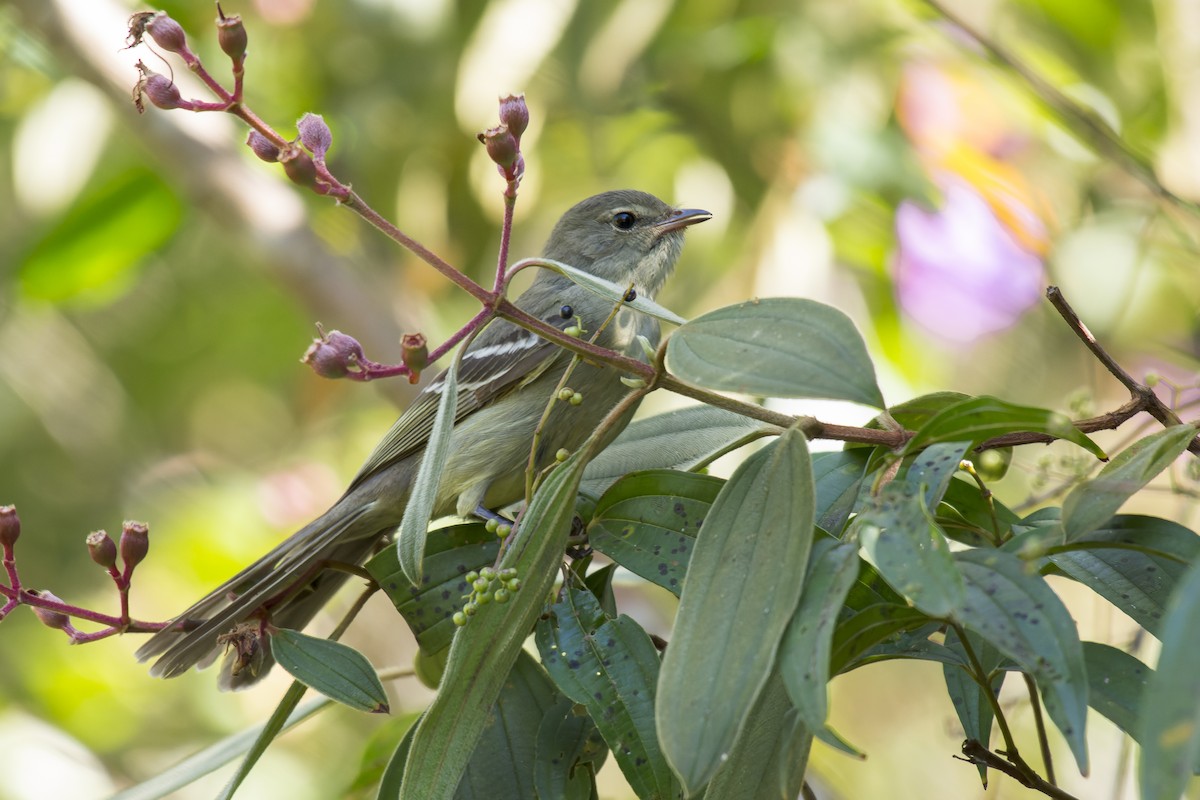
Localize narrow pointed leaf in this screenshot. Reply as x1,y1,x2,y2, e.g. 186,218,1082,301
943,628,1004,784
529,257,687,325
397,356,459,585
398,450,588,800
657,426,815,795
906,441,971,509
904,396,1105,459
582,405,773,495
812,449,871,535
831,604,932,673
536,588,680,799
1062,424,1197,541
953,550,1090,774
534,697,604,800
1139,558,1200,800
271,629,388,713
857,482,966,618
666,298,885,408
779,539,861,730
587,470,723,596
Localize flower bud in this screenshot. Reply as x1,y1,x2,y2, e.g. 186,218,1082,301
216,8,248,67
142,73,183,110
401,333,428,383
145,12,188,55
297,113,332,161
477,125,519,170
246,131,280,162
0,505,19,550
302,328,364,379
29,590,71,631
119,520,150,575
86,530,118,570
279,144,319,189
498,94,528,140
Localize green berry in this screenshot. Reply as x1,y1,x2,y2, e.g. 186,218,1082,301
497,523,512,538
463,603,477,616
480,567,496,581
473,578,490,593
465,570,479,584
494,589,510,604
564,325,582,337
476,591,492,606
506,578,522,592
555,448,569,462
453,611,467,626
569,392,583,406
558,387,574,401
500,568,518,580
484,518,499,534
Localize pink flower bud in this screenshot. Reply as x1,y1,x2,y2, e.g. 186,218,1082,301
302,329,364,379
0,505,19,550
146,12,188,55
498,94,528,140
478,124,519,170
401,333,428,383
216,9,248,67
143,73,183,110
297,113,332,161
86,530,118,570
29,590,70,631
279,144,319,189
119,520,150,575
246,130,281,162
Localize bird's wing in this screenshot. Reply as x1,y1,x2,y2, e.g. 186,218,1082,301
346,313,571,491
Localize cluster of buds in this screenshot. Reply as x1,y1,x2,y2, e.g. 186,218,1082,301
478,94,529,187
453,567,522,626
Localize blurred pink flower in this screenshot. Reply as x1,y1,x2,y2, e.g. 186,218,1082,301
895,180,1044,342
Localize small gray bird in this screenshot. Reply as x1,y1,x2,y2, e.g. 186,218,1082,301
135,189,710,688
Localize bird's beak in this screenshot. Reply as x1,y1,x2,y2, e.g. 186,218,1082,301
655,207,712,233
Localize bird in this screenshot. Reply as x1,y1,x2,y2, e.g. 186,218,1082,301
135,189,711,688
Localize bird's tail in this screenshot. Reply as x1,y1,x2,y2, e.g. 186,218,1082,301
134,497,389,690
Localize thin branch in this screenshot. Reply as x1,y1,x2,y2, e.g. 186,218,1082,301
1024,672,1057,786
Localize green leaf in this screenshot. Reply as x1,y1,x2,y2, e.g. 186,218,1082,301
1083,642,1151,744
367,523,500,658
528,257,687,325
935,476,1018,547
903,396,1105,459
108,695,330,800
657,426,815,795
397,355,460,585
812,450,871,535
704,672,812,800
874,391,971,432
534,697,604,800
943,628,1004,785
666,298,886,408
379,714,421,799
587,469,723,596
454,652,558,800
1062,424,1197,541
20,168,183,304
856,482,966,618
271,629,389,714
953,549,1090,774
906,441,971,510
398,449,588,800
779,539,862,731
581,405,773,495
1046,515,1200,637
1139,557,1200,800
536,588,680,799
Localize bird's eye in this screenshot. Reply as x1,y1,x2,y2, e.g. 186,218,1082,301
612,211,637,230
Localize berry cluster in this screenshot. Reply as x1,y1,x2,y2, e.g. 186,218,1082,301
452,567,522,627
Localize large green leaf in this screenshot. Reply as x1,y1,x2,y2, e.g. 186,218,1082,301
831,604,935,674
903,396,1105,459
856,482,966,618
271,629,388,714
1139,558,1200,800
1082,642,1150,745
367,523,500,658
581,405,773,496
953,550,1090,774
657,426,815,795
1062,425,1197,541
397,355,459,585
533,696,603,800
397,450,587,800
703,672,812,800
587,469,723,596
1046,515,1200,637
665,298,886,408
536,588,680,799
906,440,971,510
942,628,1005,785
811,449,871,535
779,539,861,731
454,652,558,800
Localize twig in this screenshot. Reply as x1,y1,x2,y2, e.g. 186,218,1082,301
1024,672,1057,786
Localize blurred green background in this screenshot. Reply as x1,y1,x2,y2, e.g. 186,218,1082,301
2,0,1198,797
